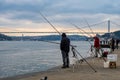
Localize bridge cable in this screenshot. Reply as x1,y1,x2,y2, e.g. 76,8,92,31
111,21,120,28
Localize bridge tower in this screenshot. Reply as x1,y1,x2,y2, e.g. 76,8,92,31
108,20,110,33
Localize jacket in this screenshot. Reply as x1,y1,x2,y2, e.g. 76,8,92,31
94,37,100,48
60,37,70,53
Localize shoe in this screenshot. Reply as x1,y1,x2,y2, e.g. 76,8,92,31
61,66,66,69
95,56,98,57
66,66,69,68
66,65,69,68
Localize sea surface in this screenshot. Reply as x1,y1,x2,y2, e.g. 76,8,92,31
0,41,91,78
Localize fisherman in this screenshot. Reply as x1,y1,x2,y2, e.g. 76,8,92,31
116,39,119,49
60,33,70,68
111,38,115,51
94,34,100,57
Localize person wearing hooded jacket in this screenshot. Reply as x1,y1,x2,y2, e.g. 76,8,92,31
60,33,70,68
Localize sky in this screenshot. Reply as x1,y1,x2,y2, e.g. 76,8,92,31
0,0,120,36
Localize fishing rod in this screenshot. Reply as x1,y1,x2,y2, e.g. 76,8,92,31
70,22,106,62
84,19,95,36
39,39,97,72
69,22,95,53
39,12,97,72
70,23,93,37
39,12,61,35
69,22,94,47
70,23,96,57
39,40,60,45
68,20,106,62
83,20,107,62
68,19,107,62
72,47,97,72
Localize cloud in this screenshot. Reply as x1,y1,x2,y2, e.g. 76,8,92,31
0,0,120,35
1,0,120,14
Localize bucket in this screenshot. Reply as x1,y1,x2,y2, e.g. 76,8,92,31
104,61,109,68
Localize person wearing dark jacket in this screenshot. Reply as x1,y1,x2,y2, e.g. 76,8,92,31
60,33,70,68
116,39,119,49
111,38,115,51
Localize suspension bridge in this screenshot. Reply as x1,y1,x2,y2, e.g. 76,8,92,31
0,20,120,36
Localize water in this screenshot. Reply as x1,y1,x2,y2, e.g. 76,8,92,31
0,41,91,78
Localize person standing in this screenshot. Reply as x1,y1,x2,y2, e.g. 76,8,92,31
94,34,100,57
116,39,119,49
111,38,115,51
60,33,70,68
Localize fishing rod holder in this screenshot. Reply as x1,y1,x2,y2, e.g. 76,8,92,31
71,45,77,57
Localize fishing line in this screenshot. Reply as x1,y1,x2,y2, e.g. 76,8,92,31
39,12,97,72
52,17,106,62
69,23,96,58
70,23,93,38
84,19,95,36
83,19,106,62
73,47,97,72
39,39,97,72
67,20,106,62
39,12,61,35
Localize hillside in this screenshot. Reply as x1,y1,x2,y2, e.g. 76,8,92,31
11,35,88,41
114,30,120,38
1,30,120,41
0,33,12,41
101,30,120,39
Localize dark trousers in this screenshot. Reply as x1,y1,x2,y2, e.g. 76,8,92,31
112,45,115,51
61,51,69,67
95,47,100,57
116,44,119,49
